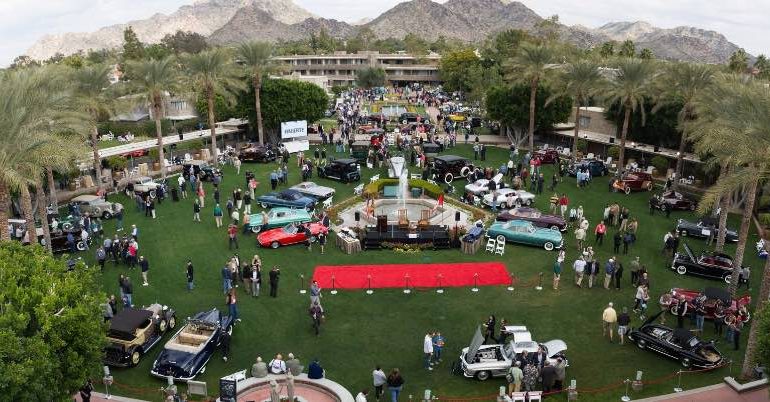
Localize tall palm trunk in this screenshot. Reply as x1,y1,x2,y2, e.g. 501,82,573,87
572,99,582,156
0,182,10,241
207,85,218,159
254,73,264,145
153,94,167,180
527,78,539,151
715,164,731,252
35,181,51,252
617,103,632,172
673,107,692,190
91,126,102,190
20,185,35,244
46,166,57,208
740,248,770,378
728,175,758,296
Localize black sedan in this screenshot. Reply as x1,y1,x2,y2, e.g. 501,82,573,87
651,191,697,212
567,159,608,178
150,308,233,381
671,242,742,283
239,144,277,163
676,218,738,242
627,312,724,368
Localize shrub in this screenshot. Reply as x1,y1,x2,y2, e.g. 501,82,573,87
105,156,128,171
759,213,770,228
576,139,588,153
363,179,443,199
650,156,669,176
607,146,620,159
758,195,770,211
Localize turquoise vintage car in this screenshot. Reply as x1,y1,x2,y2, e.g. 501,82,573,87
486,220,564,251
246,207,313,233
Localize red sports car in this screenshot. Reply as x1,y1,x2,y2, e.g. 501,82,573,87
122,149,148,158
612,172,655,194
669,287,751,322
532,149,561,164
257,222,329,249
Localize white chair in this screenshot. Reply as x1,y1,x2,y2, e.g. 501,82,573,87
322,196,333,209
473,196,482,207
184,153,193,162
485,238,496,253
511,392,527,402
495,239,505,256
527,391,542,402
370,174,380,183
646,166,655,174
410,173,421,180
586,152,595,159
427,179,438,186
605,156,613,166
353,184,364,196
561,148,571,156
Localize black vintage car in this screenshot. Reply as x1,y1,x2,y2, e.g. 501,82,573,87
150,308,233,381
627,312,724,368
104,304,176,367
47,231,90,254
238,144,277,163
567,159,609,178
676,218,738,242
432,155,474,184
317,158,360,183
652,191,697,212
182,160,222,182
671,242,743,283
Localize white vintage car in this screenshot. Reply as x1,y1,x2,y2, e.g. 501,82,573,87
459,326,567,381
125,176,162,198
290,182,335,201
482,188,536,209
465,173,504,195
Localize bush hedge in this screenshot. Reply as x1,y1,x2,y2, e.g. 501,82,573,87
650,156,669,176
363,179,443,199
97,118,201,138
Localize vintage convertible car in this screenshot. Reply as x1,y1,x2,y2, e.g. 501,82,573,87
676,218,738,242
669,287,751,322
496,207,567,231
290,181,335,201
238,143,277,163
532,149,560,164
651,191,697,212
256,189,316,211
627,312,724,368
70,195,123,219
482,188,536,209
612,172,655,194
567,159,609,178
465,173,504,195
125,176,162,199
487,220,563,251
458,326,567,381
671,243,743,283
257,222,329,248
150,308,233,381
246,208,313,234
104,304,176,367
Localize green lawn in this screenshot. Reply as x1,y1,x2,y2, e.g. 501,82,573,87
80,144,763,401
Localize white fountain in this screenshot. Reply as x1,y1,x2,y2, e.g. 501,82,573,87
389,156,409,209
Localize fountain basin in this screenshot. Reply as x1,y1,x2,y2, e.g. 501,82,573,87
225,374,354,402
360,199,445,225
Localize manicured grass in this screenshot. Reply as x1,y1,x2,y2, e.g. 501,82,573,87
80,144,763,401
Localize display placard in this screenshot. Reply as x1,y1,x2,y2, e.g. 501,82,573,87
282,139,310,154
281,120,308,139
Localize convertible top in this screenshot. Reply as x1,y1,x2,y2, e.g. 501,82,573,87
109,308,152,340
704,287,731,304
673,328,695,346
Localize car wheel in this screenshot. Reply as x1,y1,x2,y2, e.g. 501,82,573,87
660,204,668,212
544,242,555,251
676,265,687,275
723,273,731,284
76,241,87,251
475,370,491,381
444,173,454,184
128,347,141,367
670,305,678,315
689,203,697,211
550,225,560,231
168,316,176,329
744,311,751,323
261,202,269,209
679,230,688,236
624,186,631,195
149,190,157,199
637,340,646,350
525,199,532,206
515,199,522,208
271,241,280,249
62,222,73,231
646,183,654,191
496,235,506,244
102,211,112,219
92,207,101,216
159,318,168,333
251,225,262,234
460,166,471,178
681,358,691,368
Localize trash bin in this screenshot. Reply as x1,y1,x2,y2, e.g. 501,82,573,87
171,187,179,202
411,187,422,198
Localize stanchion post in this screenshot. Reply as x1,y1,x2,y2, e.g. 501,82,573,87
507,273,515,292
535,272,544,291
366,274,374,295
568,379,578,401
471,273,479,292
403,274,411,294
621,378,631,402
299,274,307,294
103,366,113,400
436,274,444,294
674,370,683,393
330,275,338,295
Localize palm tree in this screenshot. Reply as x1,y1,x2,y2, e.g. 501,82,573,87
653,63,715,188
604,58,657,171
183,48,244,158
126,57,181,179
741,245,770,378
72,64,115,190
237,42,275,145
548,58,604,156
506,42,556,151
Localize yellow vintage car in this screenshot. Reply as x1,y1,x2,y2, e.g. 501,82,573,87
447,113,467,122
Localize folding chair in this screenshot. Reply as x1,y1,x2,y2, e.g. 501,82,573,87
353,184,364,196
370,174,380,183
322,197,333,209
495,239,505,256
473,196,482,208
410,173,421,180
527,391,543,402
485,238,496,253
511,392,527,402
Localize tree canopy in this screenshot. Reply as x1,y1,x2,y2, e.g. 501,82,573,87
486,84,571,140
439,49,481,93
122,26,145,61
242,78,327,142
356,67,386,88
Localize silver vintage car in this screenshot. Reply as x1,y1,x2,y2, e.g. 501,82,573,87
458,326,567,381
71,195,123,219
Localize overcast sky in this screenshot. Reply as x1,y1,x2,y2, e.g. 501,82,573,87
1,0,767,66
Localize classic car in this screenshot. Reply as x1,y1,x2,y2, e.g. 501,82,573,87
182,160,222,182
671,243,744,283
532,149,561,164
421,142,442,158
317,158,361,183
459,326,567,381
567,159,609,178
447,113,467,122
676,218,738,242
486,220,563,251
669,287,751,322
432,155,474,184
257,222,329,248
611,172,655,194
121,149,148,158
465,173,504,195
150,308,233,381
497,207,567,231
238,143,277,163
652,191,697,212
256,189,316,211
290,182,335,201
350,141,372,162
482,188,536,209
70,195,123,219
47,231,90,254
125,176,162,198
104,304,176,367
627,312,724,368
246,207,313,234
399,112,420,124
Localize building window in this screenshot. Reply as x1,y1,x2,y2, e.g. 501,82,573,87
579,116,591,128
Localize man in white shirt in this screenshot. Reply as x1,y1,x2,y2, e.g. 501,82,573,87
423,332,434,371
177,175,187,199
355,389,369,402
372,366,386,401
573,256,586,287
268,354,287,374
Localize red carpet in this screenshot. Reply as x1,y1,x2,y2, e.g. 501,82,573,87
312,262,510,290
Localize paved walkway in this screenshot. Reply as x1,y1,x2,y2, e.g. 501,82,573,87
635,381,770,402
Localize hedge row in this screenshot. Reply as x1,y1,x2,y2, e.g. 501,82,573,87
363,178,443,199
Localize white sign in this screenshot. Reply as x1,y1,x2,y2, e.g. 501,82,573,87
282,139,310,154
281,120,308,139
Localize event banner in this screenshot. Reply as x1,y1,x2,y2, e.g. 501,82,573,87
282,139,310,153
280,120,308,139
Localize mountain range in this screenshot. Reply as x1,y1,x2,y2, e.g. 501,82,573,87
26,0,744,64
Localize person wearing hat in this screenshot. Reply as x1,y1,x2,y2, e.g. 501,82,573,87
602,302,617,343
604,258,616,289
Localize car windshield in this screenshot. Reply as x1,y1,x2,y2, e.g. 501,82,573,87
283,224,299,234
503,342,515,359
283,192,300,200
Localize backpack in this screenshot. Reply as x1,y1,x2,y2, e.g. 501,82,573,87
505,367,514,383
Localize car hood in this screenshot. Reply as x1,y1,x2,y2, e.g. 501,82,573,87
682,242,697,262
542,340,568,357
463,326,485,364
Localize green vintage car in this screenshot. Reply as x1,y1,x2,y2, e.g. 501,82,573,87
247,207,313,234
486,220,564,251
